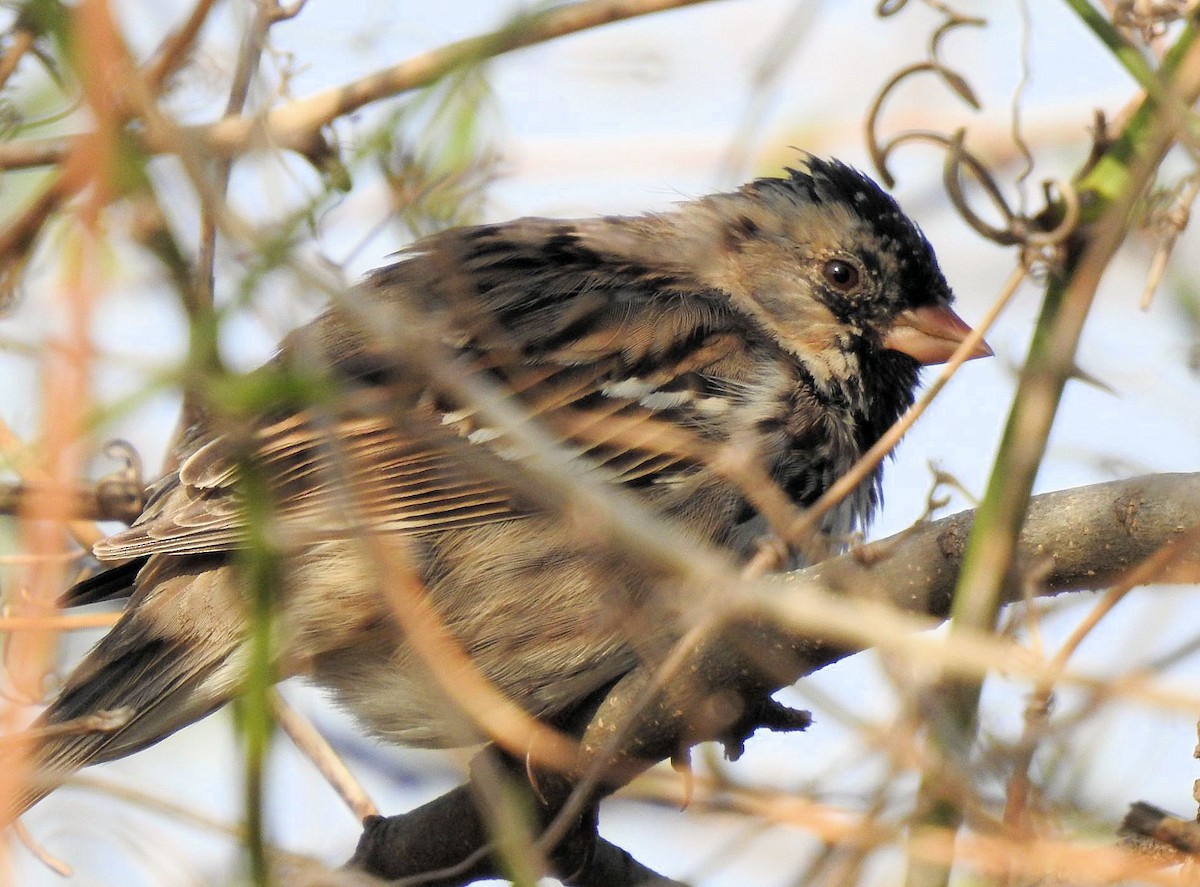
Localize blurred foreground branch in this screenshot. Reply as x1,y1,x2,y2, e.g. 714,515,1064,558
346,471,1200,886
0,478,143,526
0,0,713,172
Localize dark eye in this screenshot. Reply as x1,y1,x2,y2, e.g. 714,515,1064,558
822,258,861,292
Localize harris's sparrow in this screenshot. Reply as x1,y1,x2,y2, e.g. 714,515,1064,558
10,156,989,818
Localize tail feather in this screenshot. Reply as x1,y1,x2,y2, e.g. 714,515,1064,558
57,557,149,608
7,558,245,822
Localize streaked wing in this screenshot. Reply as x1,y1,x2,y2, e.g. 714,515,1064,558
95,400,528,559
95,219,750,562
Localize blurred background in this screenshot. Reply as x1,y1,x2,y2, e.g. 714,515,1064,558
1,1,1199,885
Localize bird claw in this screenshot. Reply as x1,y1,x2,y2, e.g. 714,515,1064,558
526,749,548,806
671,748,694,811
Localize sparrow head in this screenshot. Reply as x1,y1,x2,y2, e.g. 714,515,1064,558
691,156,990,378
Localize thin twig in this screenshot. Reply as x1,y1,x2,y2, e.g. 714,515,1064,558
905,24,1200,887
0,26,36,93
270,691,378,822
0,479,144,525
1002,526,1200,849
143,0,222,91
179,0,283,441
0,0,713,172
1140,171,1200,308
13,820,72,877
0,612,120,631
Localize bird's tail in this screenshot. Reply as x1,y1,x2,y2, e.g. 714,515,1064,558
4,558,245,822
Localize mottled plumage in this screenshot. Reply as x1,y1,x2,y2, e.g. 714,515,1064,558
12,157,988,818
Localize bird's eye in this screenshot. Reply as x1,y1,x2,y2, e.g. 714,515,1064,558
822,258,861,292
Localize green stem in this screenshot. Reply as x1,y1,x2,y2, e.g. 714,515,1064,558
236,459,280,887
904,16,1200,887
1061,0,1163,98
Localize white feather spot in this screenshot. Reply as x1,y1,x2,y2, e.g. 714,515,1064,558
693,396,730,415
601,377,654,399
467,427,503,444
638,390,693,410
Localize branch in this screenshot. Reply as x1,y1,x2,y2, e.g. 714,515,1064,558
0,478,144,525
905,24,1200,884
1120,801,1200,857
0,0,714,172
346,472,1200,885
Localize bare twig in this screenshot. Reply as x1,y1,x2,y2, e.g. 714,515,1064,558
0,612,120,632
1140,171,1200,307
270,691,378,822
0,0,714,173
0,25,36,93
1004,525,1200,840
178,0,290,443
0,0,220,309
13,820,72,877
904,24,1200,887
143,0,222,91
0,478,144,525
1120,801,1200,856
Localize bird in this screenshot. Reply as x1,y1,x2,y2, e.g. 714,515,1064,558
8,156,990,820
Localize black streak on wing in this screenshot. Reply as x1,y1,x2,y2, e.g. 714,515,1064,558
97,219,742,561
57,557,149,608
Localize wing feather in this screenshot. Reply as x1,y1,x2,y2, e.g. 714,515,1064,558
94,219,754,563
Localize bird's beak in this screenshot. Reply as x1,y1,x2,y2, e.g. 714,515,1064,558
882,304,993,366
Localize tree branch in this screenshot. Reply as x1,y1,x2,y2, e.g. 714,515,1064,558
0,478,144,526
346,472,1200,885
0,0,715,172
